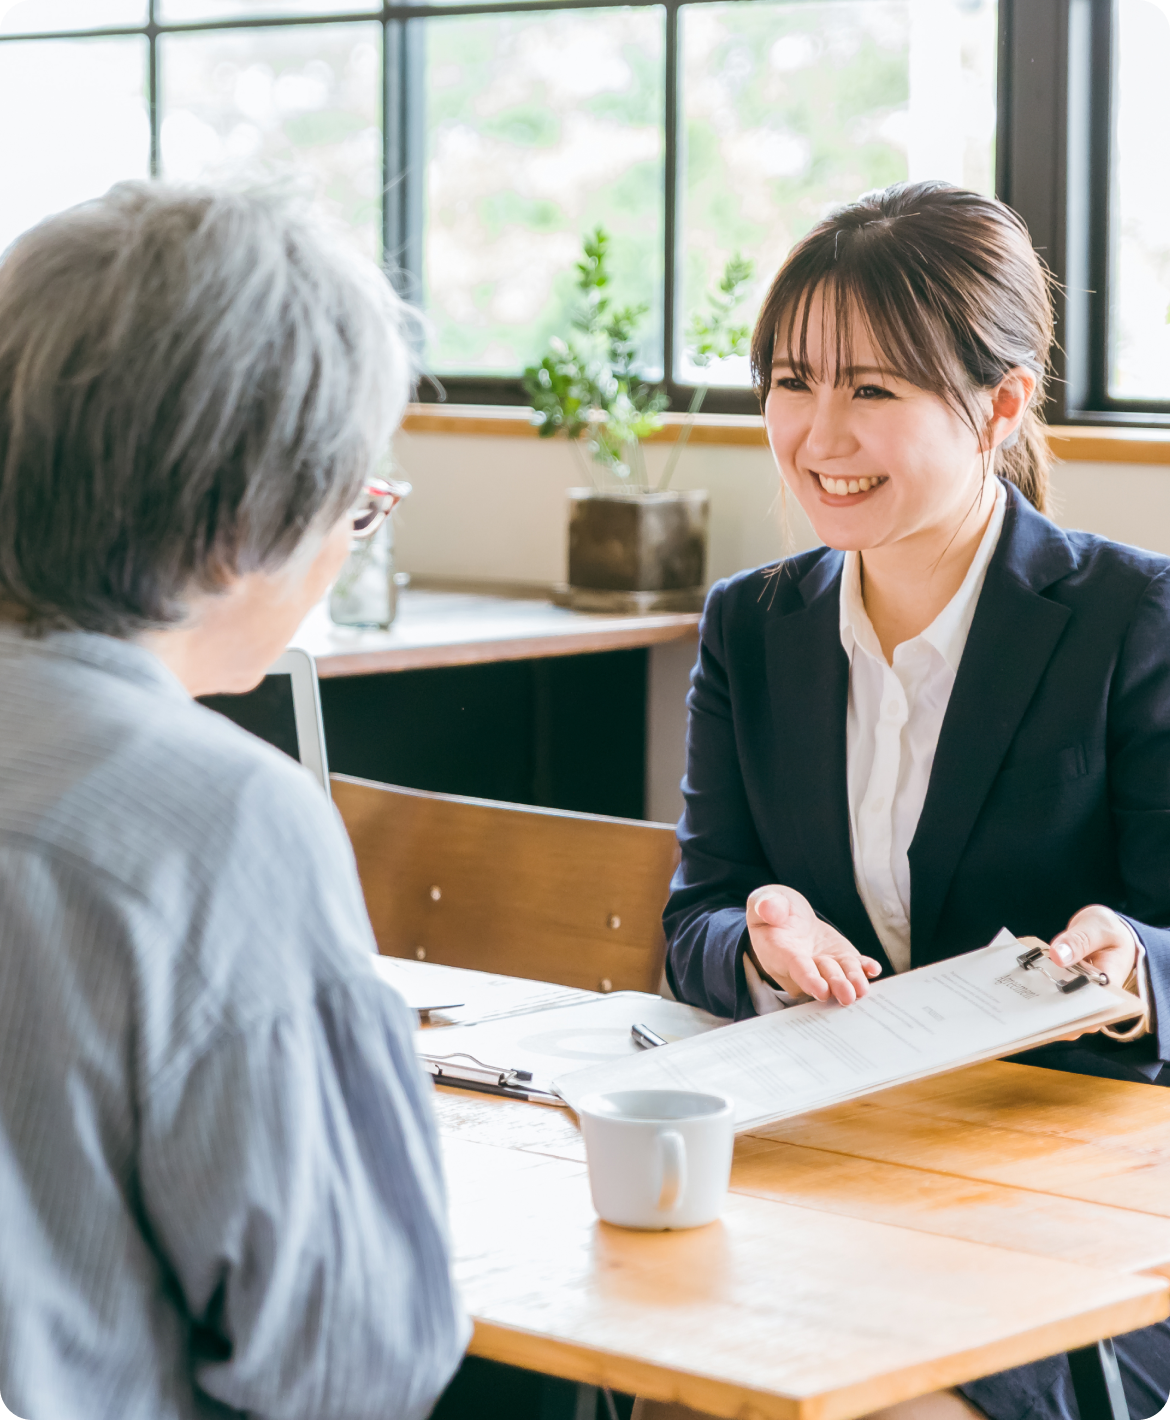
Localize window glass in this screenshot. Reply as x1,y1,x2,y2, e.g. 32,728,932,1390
0,0,145,33
422,6,665,377
159,0,373,20
0,36,149,254
679,0,998,385
159,22,382,255
1109,0,1170,402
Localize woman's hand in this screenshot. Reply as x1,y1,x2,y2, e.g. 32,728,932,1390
1040,906,1139,1042
1049,904,1137,988
746,885,883,1005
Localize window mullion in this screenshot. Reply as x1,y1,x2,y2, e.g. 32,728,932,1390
402,18,426,308
385,13,424,312
663,1,679,395
997,0,1070,422
1058,0,1117,419
148,0,160,178
384,16,408,277
1086,0,1113,412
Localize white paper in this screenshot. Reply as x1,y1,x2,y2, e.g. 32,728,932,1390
554,930,1144,1129
374,956,591,1021
420,991,726,1095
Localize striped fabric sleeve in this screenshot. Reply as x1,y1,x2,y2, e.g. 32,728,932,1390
139,975,469,1420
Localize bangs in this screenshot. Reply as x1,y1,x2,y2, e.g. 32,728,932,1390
750,211,1010,443
768,264,976,434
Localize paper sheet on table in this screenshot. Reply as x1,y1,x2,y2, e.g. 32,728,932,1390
554,930,1145,1130
374,956,592,1022
420,991,726,1096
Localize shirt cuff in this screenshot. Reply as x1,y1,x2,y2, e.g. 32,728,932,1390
743,952,808,1016
1098,926,1150,1042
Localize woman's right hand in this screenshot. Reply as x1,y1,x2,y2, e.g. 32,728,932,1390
746,885,882,1005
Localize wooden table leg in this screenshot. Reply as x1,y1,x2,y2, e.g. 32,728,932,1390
1068,1340,1129,1420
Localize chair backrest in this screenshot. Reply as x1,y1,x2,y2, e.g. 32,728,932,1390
331,774,680,994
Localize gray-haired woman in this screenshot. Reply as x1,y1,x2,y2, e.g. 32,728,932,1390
0,184,468,1419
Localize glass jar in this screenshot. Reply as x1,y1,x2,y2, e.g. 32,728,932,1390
329,512,401,629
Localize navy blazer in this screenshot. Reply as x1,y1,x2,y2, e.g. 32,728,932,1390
664,482,1170,1079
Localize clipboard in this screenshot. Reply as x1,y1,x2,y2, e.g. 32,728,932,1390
419,991,726,1104
554,929,1146,1130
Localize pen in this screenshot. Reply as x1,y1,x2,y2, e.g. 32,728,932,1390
631,1022,668,1050
422,1060,565,1106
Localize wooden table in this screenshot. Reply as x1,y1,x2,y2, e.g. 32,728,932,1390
431,1061,1170,1420
292,584,700,678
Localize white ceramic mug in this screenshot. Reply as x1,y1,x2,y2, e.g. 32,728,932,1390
577,1088,735,1230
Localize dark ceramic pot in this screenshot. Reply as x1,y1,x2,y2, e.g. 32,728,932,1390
558,489,709,612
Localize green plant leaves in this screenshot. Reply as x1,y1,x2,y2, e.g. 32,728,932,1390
523,224,665,486
522,230,751,487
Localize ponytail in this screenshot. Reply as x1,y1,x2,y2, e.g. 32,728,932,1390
995,403,1052,516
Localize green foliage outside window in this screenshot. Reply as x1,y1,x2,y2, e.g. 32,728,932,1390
523,228,754,492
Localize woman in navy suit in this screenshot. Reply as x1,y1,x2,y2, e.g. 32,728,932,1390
663,183,1169,1420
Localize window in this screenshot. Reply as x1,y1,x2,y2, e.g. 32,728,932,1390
678,2,997,390
0,5,150,253
1108,0,1170,406
0,0,1161,424
158,21,383,256
1011,0,1170,423
421,8,665,378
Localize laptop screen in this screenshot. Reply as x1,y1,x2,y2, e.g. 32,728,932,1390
198,673,302,765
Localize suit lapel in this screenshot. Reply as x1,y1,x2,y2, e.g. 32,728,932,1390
908,489,1075,962
764,554,890,969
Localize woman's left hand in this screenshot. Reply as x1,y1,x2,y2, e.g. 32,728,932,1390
1049,904,1137,988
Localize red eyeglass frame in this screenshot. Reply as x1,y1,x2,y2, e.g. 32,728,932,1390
350,476,411,540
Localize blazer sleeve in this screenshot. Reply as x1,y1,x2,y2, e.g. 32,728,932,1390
664,580,773,1020
1107,567,1170,1069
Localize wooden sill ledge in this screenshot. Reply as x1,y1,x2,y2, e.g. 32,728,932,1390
401,405,767,447
400,404,1170,466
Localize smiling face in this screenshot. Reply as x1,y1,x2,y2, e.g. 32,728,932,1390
764,286,994,556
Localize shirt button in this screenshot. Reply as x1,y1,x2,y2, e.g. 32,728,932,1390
886,700,900,716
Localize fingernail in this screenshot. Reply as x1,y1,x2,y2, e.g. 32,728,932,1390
1053,944,1072,965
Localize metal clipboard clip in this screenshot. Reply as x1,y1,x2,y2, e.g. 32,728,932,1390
1016,945,1108,993
421,1052,564,1105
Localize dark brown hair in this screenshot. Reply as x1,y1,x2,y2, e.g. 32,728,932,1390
750,181,1055,514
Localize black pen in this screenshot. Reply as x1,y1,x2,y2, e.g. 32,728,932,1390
631,1022,668,1050
429,1074,566,1106
422,1058,564,1106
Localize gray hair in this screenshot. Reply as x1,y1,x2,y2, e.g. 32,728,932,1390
0,181,414,635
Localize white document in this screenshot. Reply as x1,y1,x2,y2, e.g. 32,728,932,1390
374,956,592,1022
421,991,726,1097
554,930,1145,1130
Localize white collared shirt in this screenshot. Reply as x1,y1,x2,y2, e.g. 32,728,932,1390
841,481,1006,973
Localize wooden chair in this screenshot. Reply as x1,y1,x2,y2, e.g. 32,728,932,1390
331,774,681,994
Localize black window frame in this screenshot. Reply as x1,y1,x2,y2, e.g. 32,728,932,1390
1000,0,1170,427
2,0,1164,425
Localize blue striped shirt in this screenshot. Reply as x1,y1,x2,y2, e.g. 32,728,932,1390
0,626,469,1419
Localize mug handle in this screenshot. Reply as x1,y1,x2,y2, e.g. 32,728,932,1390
656,1130,687,1211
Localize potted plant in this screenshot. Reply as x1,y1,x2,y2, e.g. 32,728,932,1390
523,229,753,612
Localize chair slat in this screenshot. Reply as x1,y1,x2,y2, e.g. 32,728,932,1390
331,775,680,994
